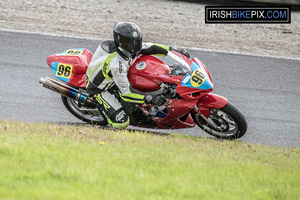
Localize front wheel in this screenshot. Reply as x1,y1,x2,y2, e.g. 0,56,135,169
61,96,108,125
192,102,247,139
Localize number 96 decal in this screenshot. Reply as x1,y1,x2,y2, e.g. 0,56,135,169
191,69,206,87
55,63,73,78
66,49,83,55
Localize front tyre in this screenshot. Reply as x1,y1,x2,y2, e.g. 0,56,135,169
192,102,247,139
61,96,107,125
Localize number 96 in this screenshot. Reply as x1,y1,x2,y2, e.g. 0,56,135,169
191,70,205,85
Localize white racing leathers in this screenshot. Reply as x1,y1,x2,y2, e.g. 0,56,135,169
86,41,185,129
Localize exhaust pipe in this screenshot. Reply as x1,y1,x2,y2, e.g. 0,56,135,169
39,77,96,106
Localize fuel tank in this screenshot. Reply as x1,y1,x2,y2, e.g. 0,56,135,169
128,55,170,92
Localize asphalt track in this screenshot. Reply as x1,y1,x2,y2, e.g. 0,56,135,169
0,30,299,147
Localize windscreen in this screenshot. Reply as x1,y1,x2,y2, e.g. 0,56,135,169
166,51,192,76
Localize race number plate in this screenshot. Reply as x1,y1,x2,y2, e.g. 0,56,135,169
191,69,206,87
55,63,73,78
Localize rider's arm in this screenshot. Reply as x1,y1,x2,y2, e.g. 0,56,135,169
139,43,169,56
140,43,189,58
110,59,166,106
110,59,145,104
139,43,189,67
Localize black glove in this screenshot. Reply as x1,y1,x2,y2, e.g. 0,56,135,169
144,94,166,105
169,46,190,58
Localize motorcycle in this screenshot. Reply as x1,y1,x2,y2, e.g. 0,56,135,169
39,48,247,139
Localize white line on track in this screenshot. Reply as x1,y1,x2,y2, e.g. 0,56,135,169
1,27,299,61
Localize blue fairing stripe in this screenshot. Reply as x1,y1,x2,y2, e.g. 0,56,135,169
51,62,70,83
181,62,213,90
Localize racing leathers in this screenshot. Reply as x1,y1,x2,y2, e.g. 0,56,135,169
86,40,187,129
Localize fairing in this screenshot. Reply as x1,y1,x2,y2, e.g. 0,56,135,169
46,48,93,88
128,53,220,129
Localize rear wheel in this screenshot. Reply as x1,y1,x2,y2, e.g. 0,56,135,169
61,95,107,125
192,102,247,139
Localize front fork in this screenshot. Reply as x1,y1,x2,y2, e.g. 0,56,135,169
192,93,228,129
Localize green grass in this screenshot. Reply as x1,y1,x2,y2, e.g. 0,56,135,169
0,120,299,200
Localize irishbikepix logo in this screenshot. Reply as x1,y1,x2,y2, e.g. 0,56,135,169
205,6,291,23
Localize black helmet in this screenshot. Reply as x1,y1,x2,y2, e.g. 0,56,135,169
113,22,142,58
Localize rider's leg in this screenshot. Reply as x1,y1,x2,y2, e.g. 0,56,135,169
94,91,129,129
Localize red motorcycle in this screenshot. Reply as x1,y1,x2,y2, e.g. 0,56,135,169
40,48,247,139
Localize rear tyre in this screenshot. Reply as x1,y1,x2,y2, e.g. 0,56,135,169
61,95,107,125
192,102,247,139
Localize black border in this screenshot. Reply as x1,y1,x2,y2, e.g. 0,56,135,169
205,6,291,24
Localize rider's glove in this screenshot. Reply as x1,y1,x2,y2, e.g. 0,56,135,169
144,94,166,105
169,46,190,58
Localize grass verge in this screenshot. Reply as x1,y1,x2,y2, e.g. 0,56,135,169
0,120,299,200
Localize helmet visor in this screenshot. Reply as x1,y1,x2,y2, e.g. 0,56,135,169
121,37,142,54
133,37,142,53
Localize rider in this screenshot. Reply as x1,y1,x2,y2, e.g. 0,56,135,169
86,22,190,129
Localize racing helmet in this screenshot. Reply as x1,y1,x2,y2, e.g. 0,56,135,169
113,22,143,58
